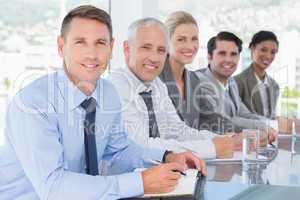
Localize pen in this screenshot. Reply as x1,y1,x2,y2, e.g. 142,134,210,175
269,142,276,149
147,160,187,176
172,169,187,176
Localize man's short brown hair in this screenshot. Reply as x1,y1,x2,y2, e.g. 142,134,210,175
61,5,113,40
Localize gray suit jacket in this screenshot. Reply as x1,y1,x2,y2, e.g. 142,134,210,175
196,67,268,131
234,65,279,119
159,60,237,134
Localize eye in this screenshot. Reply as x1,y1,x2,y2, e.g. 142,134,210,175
218,51,226,56
75,40,84,44
192,37,198,41
260,47,268,53
96,40,107,45
158,48,166,54
231,52,238,57
177,37,185,42
271,49,278,55
141,45,151,50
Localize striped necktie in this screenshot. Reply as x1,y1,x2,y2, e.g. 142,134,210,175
139,90,160,138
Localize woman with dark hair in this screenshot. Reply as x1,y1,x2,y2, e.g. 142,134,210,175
234,30,279,119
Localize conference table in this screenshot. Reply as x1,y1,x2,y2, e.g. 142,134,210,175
201,134,300,200
126,134,300,200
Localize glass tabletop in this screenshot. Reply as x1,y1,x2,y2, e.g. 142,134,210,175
206,136,300,186
124,136,300,200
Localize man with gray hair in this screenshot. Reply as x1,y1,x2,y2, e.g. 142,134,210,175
108,18,241,159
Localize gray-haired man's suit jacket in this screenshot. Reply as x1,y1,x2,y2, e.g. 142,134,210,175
234,65,279,119
195,67,268,132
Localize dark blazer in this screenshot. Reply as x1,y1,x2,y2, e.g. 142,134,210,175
159,59,237,134
234,65,279,119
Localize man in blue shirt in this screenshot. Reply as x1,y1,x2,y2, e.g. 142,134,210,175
0,5,206,200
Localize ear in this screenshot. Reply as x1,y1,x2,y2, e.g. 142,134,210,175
123,40,130,65
109,38,115,59
57,36,65,58
249,46,255,58
207,54,213,64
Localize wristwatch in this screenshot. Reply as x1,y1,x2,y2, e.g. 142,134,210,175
162,150,173,163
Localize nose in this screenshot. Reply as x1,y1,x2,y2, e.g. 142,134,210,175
187,39,198,50
265,51,274,60
148,50,162,63
224,55,232,63
84,45,98,61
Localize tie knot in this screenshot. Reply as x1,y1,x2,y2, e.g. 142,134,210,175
81,97,97,112
139,90,152,97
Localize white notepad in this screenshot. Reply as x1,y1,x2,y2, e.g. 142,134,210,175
140,169,199,198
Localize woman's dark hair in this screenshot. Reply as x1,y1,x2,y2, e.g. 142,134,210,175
249,30,279,48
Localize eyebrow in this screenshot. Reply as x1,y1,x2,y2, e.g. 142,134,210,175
96,38,109,43
176,35,187,38
73,37,85,41
73,37,109,42
141,43,153,47
217,50,238,55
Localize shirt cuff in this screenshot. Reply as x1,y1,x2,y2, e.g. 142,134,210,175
198,139,216,159
208,139,217,158
143,148,165,163
116,171,144,198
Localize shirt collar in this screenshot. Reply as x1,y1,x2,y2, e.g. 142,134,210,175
123,67,155,94
254,72,269,85
208,65,230,91
57,69,101,111
217,79,229,91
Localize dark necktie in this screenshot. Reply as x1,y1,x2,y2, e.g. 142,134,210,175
81,97,99,175
224,88,236,117
139,90,160,138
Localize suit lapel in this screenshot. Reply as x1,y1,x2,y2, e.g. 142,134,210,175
228,79,239,114
203,68,223,93
160,59,184,120
248,66,264,116
204,68,232,115
268,78,277,116
185,70,192,112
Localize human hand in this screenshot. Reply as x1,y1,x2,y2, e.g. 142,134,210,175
164,151,206,176
268,127,278,143
142,162,184,194
231,133,243,151
212,136,234,159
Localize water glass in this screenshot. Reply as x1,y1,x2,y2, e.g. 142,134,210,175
242,129,259,162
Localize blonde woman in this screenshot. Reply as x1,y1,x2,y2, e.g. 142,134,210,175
159,11,237,134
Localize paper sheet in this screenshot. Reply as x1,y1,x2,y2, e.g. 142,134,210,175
141,169,199,198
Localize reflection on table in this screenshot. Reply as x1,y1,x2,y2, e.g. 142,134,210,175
206,136,300,186
201,135,300,200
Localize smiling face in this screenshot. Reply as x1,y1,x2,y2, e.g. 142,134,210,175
124,24,168,84
169,23,199,65
208,40,240,84
251,40,278,71
57,17,114,87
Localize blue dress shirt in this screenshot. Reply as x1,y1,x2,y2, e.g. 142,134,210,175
0,69,165,200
